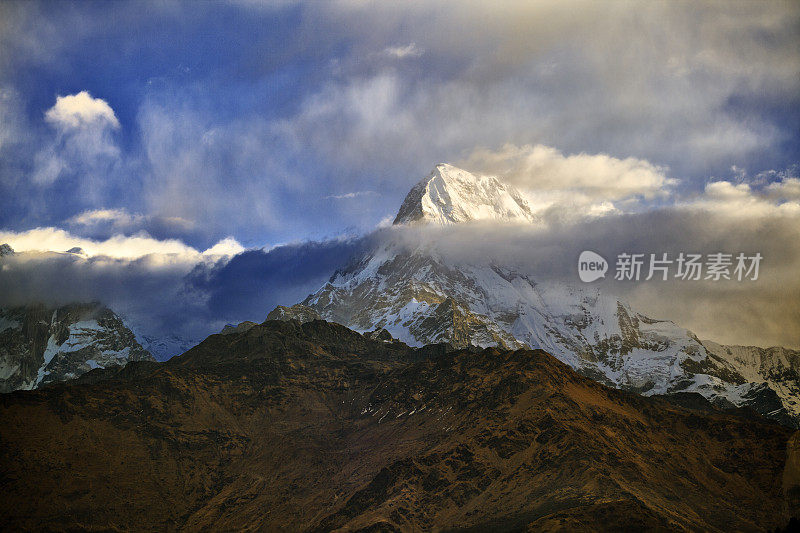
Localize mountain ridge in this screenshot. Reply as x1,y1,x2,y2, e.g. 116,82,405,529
1,317,798,531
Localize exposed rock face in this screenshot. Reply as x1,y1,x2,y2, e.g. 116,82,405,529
364,328,395,342
0,302,154,392
296,164,800,427
266,303,323,323
220,321,258,335
0,319,796,531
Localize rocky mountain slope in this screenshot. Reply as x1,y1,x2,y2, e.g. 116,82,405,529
0,318,797,531
290,164,800,427
701,340,800,419
0,302,155,392
137,332,199,362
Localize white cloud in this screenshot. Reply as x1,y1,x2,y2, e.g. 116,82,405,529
202,237,245,257
382,43,423,59
685,179,800,218
44,91,119,131
68,208,143,227
32,92,122,188
0,227,244,261
324,191,376,200
66,208,195,235
463,144,674,200
454,144,675,221
766,177,800,202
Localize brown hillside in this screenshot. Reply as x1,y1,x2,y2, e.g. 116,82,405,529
0,320,797,531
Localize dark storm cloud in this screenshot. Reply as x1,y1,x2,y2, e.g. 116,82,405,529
186,237,369,322
0,236,365,346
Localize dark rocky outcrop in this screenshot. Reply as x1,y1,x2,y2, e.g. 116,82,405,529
266,303,323,323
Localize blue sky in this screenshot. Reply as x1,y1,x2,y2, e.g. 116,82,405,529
1,1,799,349
2,1,798,250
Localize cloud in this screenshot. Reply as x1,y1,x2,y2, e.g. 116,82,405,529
0,226,242,260
188,236,367,320
766,176,800,202
0,86,28,155
278,0,800,192
684,178,800,218
382,43,423,59
201,237,245,256
462,144,674,200
66,208,196,241
463,144,678,216
0,235,364,350
32,91,122,190
136,101,292,241
453,144,675,221
324,191,376,200
67,208,145,227
45,91,119,131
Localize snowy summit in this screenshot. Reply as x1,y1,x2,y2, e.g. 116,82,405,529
393,163,537,225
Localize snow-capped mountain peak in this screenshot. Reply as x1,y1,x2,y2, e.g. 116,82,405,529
393,163,537,225
284,164,800,427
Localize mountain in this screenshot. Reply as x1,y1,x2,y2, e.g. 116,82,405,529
220,320,258,335
137,332,199,362
0,318,797,531
267,304,322,322
0,302,155,392
393,163,537,225
294,164,800,427
701,340,800,420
